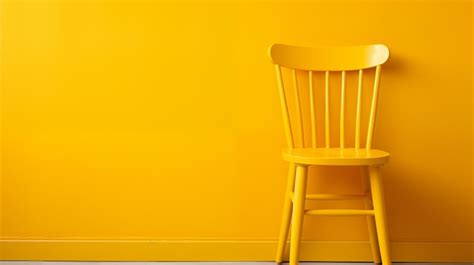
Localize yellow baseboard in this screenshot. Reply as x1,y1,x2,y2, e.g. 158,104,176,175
0,239,472,262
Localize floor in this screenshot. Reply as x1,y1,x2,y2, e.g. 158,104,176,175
0,261,468,265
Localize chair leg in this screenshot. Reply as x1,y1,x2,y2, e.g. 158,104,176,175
366,205,382,264
289,164,308,265
275,163,296,263
361,166,381,264
369,166,391,265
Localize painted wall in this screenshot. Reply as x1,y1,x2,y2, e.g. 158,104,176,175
0,0,472,261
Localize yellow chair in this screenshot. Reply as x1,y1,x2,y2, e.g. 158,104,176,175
269,44,391,265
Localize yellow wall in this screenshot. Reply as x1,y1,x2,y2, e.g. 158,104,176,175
0,0,473,261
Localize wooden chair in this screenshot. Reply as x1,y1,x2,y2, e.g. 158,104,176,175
269,44,391,265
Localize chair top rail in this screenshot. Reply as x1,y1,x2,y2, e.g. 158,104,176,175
269,43,389,71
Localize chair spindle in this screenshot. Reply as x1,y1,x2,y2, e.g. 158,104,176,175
340,71,346,148
366,65,382,150
275,65,294,148
355,69,363,149
325,71,330,148
308,70,317,148
292,69,305,147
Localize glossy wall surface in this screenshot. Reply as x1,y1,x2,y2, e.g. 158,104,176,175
0,0,472,261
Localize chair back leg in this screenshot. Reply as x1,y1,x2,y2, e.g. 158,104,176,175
276,163,296,263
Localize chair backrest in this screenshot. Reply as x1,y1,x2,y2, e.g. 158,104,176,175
269,43,389,150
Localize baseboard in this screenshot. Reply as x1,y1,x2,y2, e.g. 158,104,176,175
0,239,472,262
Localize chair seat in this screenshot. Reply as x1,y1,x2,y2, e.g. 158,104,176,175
283,148,390,166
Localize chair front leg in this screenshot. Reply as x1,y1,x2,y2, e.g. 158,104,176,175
369,165,391,265
361,166,381,263
289,164,308,265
